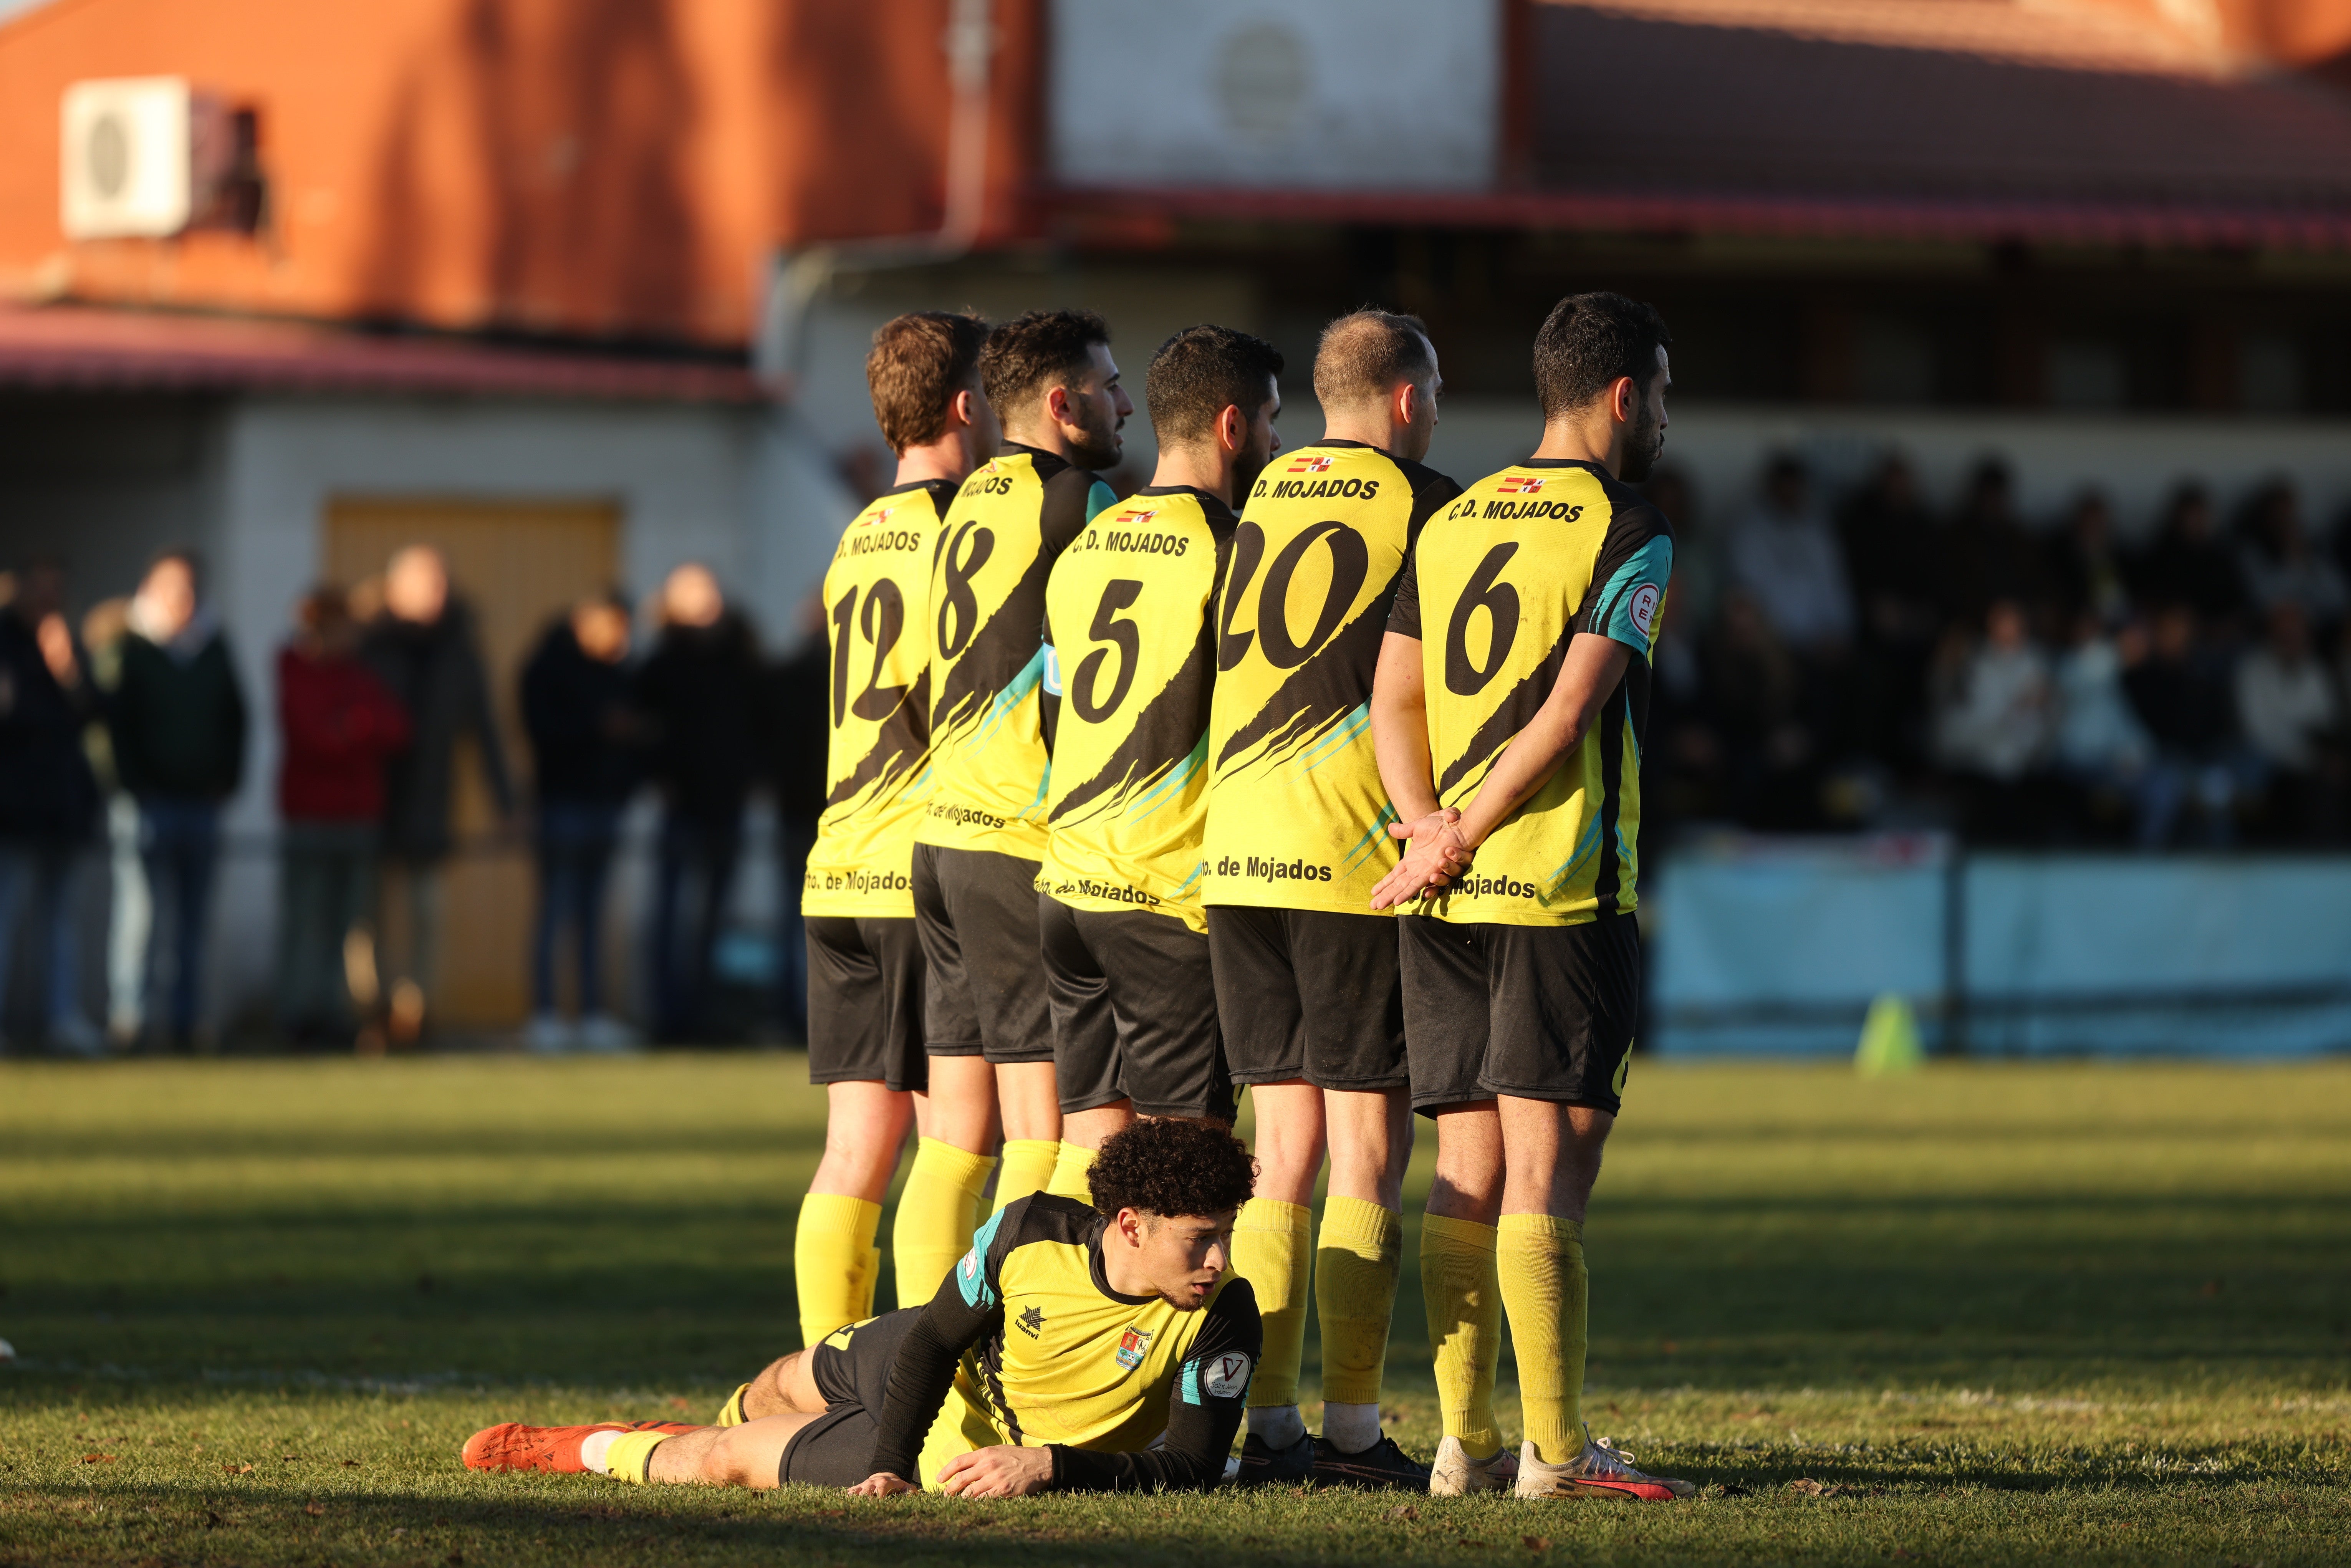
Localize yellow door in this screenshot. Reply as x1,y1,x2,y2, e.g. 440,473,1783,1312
325,497,622,1028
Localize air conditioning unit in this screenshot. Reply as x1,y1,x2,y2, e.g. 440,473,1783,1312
60,77,241,239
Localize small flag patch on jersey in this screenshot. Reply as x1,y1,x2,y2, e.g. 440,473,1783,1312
1288,454,1333,473
859,507,893,527
1116,508,1158,527
1115,1325,1154,1369
1498,475,1546,494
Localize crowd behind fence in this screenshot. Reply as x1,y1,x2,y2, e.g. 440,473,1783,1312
1641,449,2350,851
5,440,2349,1053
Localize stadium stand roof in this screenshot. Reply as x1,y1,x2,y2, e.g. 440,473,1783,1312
0,301,766,401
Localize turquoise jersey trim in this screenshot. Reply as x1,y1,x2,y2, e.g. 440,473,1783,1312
1589,536,1673,653
1086,480,1119,521
955,1208,1010,1309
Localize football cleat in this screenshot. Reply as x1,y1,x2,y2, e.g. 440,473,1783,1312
460,1420,698,1474
1310,1433,1430,1490
1428,1434,1520,1496
1233,1429,1315,1486
1514,1431,1695,1501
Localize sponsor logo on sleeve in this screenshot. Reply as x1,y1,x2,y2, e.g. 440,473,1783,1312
1203,1352,1253,1399
1629,582,1661,637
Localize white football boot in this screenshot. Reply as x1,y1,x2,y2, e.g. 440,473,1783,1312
1514,1429,1694,1500
1427,1434,1520,1496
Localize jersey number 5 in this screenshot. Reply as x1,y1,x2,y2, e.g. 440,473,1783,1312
830,579,909,725
1071,578,1144,722
1444,542,1521,696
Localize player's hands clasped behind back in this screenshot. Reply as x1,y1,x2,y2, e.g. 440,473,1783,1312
849,1444,1055,1500
1370,807,1473,910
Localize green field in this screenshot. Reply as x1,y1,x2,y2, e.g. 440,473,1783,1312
2,1056,2348,1566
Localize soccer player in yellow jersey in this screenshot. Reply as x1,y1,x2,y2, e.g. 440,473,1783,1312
914,310,1132,1219
1370,291,1695,1501
785,312,1000,1365
460,1118,1260,1497
1202,310,1458,1489
1032,325,1283,1169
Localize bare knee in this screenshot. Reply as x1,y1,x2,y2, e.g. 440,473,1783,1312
698,1426,768,1487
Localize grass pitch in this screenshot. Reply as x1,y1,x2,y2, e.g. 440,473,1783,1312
2,1055,2347,1566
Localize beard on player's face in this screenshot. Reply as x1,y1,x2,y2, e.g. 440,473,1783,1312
1621,394,1665,484
1065,386,1125,471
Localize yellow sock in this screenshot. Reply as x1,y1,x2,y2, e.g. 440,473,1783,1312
713,1382,750,1427
793,1192,882,1350
892,1138,996,1308
1497,1212,1587,1465
1421,1214,1502,1456
602,1429,671,1484
1315,1196,1402,1408
995,1138,1060,1213
1230,1198,1312,1410
1045,1140,1096,1203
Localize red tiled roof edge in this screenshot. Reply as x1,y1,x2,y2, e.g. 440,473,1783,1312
0,305,774,403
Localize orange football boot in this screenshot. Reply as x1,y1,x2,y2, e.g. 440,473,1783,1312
461,1420,699,1473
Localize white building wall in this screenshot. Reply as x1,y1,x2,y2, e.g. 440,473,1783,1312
200,391,849,1028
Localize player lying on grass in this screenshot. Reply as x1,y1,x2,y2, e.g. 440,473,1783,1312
462,1117,1261,1497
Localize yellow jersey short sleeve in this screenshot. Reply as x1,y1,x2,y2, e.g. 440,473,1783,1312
917,445,1118,861
1202,442,1461,914
802,479,957,919
1035,487,1234,933
1387,459,1673,927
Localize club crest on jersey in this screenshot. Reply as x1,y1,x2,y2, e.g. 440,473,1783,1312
1115,1325,1154,1370
1498,475,1547,494
1287,454,1333,473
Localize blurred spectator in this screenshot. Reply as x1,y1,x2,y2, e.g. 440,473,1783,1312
276,586,411,1046
1646,576,1723,828
2236,481,2346,632
1837,452,1941,768
1725,452,1853,652
2234,602,2342,843
1703,588,1817,828
1937,458,2048,626
2051,611,2153,841
1639,464,1715,625
633,563,762,1041
0,562,103,1055
1931,599,2053,841
2132,483,2246,629
2045,489,2133,631
360,545,513,1043
2124,606,2245,846
109,551,247,1050
520,591,642,1054
79,595,149,1046
767,594,829,1041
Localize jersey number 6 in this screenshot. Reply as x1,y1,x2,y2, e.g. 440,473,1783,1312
1071,578,1144,722
1444,542,1521,696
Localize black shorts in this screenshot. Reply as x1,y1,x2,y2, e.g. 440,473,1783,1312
911,843,1055,1065
1207,906,1408,1091
805,916,926,1093
777,1306,922,1487
1396,913,1640,1117
1038,895,1234,1122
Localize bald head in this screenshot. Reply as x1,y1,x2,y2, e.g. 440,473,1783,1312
1312,310,1441,462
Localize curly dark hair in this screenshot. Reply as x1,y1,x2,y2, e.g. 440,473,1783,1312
979,307,1112,421
1088,1119,1256,1220
1143,323,1284,447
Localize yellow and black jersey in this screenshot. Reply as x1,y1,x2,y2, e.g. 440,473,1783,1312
916,444,1119,862
1202,441,1461,915
868,1194,1261,1493
1386,458,1674,926
802,479,956,919
1035,486,1236,932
